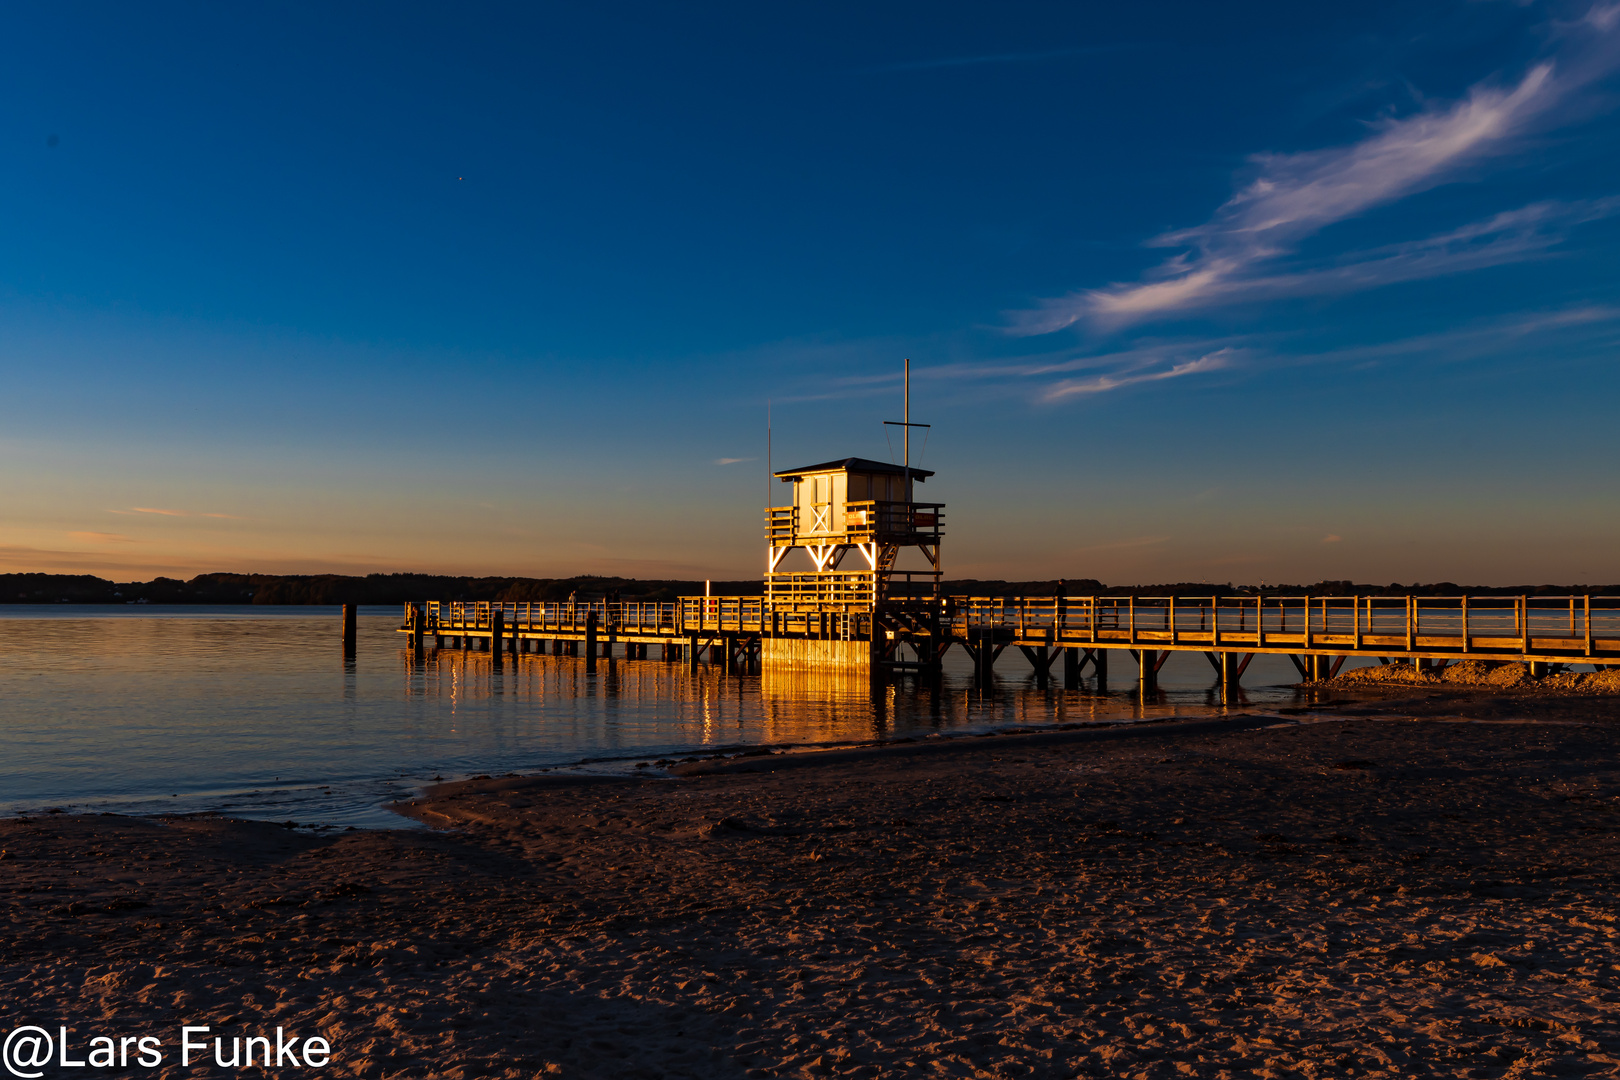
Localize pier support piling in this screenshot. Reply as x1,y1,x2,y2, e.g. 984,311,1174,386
342,604,357,657
1136,649,1158,692
1062,647,1080,689
584,613,598,673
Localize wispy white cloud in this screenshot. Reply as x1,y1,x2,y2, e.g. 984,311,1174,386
714,457,755,465
946,303,1619,401
1287,303,1620,367
1042,349,1235,400
1012,6,1620,333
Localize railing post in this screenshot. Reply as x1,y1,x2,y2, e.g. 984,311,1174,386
1211,596,1219,649
1521,595,1531,655
1586,595,1594,657
1255,592,1264,648
1462,595,1469,653
1302,596,1311,649
1128,596,1136,645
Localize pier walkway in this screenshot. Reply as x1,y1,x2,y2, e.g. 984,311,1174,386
945,593,1620,689
400,592,1620,690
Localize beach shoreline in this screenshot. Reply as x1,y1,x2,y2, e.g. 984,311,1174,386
4,701,1619,1078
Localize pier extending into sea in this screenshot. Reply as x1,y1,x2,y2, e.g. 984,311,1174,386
399,590,1620,697
396,371,1618,696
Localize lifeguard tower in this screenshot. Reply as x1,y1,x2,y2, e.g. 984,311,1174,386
761,362,945,670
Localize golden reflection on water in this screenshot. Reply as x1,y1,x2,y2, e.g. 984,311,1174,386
3,609,1332,826
396,642,1313,757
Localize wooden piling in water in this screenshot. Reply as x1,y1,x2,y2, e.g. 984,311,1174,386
584,612,598,673
342,604,357,655
1138,649,1158,692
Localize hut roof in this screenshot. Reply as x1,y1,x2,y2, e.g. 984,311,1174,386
772,457,933,481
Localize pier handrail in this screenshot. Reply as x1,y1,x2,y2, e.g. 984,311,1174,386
404,592,1620,664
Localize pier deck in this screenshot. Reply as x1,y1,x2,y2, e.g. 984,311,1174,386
399,593,1620,689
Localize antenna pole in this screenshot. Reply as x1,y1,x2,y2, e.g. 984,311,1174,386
903,358,910,490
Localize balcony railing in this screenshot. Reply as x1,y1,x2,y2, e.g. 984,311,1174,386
765,501,945,545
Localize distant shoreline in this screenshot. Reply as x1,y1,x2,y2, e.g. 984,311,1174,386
6,570,1615,606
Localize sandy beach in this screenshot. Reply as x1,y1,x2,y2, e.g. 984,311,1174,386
4,688,1619,1078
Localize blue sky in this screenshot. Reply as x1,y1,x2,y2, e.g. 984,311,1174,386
3,1,1619,584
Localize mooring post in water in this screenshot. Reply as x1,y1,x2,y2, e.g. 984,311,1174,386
491,609,505,666
342,603,357,656
1219,651,1239,702
1093,648,1109,691
409,604,424,655
584,612,598,673
1137,649,1157,692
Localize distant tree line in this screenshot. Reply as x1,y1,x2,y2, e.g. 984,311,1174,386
4,572,1616,606
0,573,766,606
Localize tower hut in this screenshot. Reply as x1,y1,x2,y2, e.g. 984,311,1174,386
763,457,945,668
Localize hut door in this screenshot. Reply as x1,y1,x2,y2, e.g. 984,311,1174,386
810,475,830,533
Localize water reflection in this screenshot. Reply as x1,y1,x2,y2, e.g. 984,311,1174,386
0,607,1333,828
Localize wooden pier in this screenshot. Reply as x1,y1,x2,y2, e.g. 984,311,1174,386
396,361,1619,695
937,592,1620,693
399,591,1620,695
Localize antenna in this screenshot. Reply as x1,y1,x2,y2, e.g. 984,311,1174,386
766,398,772,510
883,358,930,499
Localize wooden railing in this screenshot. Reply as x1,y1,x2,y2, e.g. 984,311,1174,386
841,500,945,541
945,594,1620,659
765,506,797,543
406,593,1620,660
765,501,945,545
764,569,944,608
414,599,772,636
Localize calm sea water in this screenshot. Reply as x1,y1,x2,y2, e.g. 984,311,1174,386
0,605,1328,827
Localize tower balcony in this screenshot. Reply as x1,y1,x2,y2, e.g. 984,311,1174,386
765,500,946,547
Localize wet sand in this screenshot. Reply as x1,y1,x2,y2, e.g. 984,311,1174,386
4,693,1620,1078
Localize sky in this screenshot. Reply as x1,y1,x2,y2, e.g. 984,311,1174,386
3,1,1620,586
